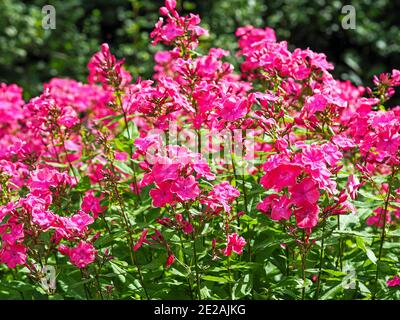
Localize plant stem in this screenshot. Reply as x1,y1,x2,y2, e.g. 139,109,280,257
196,128,202,154
301,230,307,300
372,167,396,299
59,128,78,183
301,250,306,300
80,269,91,300
112,181,150,299
227,256,233,299
133,252,149,300
179,234,194,300
315,224,325,300
286,245,290,276
187,210,201,300
95,275,104,300
336,215,343,271
115,91,142,205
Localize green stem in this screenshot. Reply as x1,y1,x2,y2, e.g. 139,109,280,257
286,245,290,276
113,181,150,299
301,230,307,300
315,224,325,300
196,129,202,154
95,275,104,300
227,256,233,299
336,215,343,271
372,167,396,299
301,251,306,300
180,235,194,300
60,129,78,182
115,91,142,205
80,269,91,300
187,210,201,300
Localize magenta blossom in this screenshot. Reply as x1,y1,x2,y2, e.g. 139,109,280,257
223,233,246,256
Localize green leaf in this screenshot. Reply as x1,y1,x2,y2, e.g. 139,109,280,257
233,274,253,299
114,160,134,175
366,248,377,264
356,236,377,264
322,269,347,277
74,175,91,192
202,275,231,283
46,162,68,168
320,283,343,300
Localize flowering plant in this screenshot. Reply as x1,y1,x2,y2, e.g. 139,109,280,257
0,0,400,300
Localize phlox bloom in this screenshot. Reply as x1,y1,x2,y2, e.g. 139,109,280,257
60,241,97,269
270,195,293,221
0,244,27,268
294,201,319,229
149,182,175,207
260,164,303,192
387,275,400,287
81,190,104,218
152,162,180,184
223,233,246,256
170,175,200,201
289,178,320,205
366,207,391,228
133,229,149,251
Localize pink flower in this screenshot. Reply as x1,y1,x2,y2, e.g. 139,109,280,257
70,211,95,234
87,43,132,88
270,195,293,221
1,223,24,245
58,106,79,128
149,182,175,207
193,161,216,180
88,163,104,184
150,1,207,48
387,275,400,287
0,244,27,268
223,233,246,256
81,190,104,218
165,254,175,268
170,175,200,201
294,201,319,229
219,96,249,121
289,178,320,205
275,138,288,152
175,214,193,234
347,174,361,200
366,207,391,228
133,229,149,251
322,142,342,167
32,209,57,230
151,18,183,45
392,69,400,85
261,164,303,192
58,244,71,256
257,194,278,214
332,134,355,150
201,182,240,213
304,94,327,115
0,203,15,224
115,152,128,161
299,146,325,171
61,241,97,269
152,162,180,184
165,0,176,11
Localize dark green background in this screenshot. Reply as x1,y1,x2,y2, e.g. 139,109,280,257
1,0,399,99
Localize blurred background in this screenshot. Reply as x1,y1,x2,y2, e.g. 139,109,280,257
1,0,399,99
